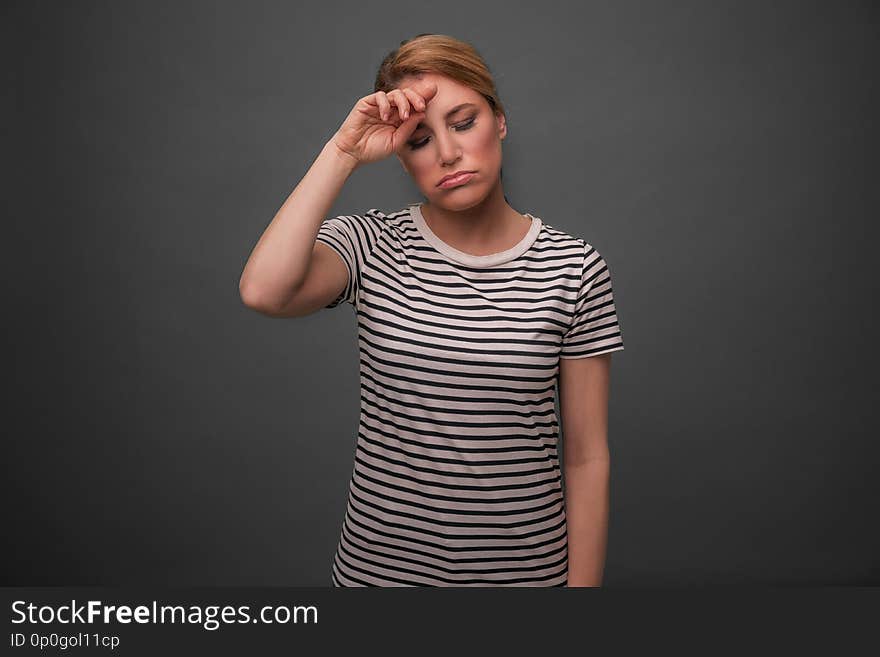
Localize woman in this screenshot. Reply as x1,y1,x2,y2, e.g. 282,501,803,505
239,33,625,587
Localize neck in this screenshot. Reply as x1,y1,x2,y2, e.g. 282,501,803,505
421,180,526,247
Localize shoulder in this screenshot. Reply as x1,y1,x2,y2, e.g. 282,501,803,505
534,213,619,259
530,215,591,266
321,209,393,238
359,206,416,231
530,215,623,289
361,204,424,236
320,206,419,246
527,213,583,247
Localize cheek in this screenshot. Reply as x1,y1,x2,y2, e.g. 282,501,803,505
474,125,502,158
409,159,434,181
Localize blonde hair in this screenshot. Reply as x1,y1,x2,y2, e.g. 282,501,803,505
374,33,506,120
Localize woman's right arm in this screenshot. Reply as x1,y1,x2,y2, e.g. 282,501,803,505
238,82,436,318
238,140,359,317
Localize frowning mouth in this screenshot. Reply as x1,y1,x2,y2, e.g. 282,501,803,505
437,171,476,188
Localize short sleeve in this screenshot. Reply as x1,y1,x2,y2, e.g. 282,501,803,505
314,211,385,308
559,243,625,359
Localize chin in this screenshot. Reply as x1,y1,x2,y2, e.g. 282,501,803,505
427,186,487,210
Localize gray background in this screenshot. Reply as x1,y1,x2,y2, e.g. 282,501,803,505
5,0,878,585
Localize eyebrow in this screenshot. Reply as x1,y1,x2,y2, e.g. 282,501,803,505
414,102,477,129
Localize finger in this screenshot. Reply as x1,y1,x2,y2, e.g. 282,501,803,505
401,88,425,113
388,89,412,121
400,81,435,110
413,79,438,102
375,91,391,122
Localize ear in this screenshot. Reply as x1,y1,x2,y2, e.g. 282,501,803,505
496,111,508,140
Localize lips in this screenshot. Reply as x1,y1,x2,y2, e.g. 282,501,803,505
437,170,476,187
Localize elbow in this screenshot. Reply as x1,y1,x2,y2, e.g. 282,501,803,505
239,279,302,317
239,279,272,313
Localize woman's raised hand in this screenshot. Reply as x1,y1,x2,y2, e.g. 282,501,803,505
332,80,438,167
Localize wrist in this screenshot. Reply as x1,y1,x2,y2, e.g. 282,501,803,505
325,138,360,174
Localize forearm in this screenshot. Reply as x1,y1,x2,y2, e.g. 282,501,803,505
563,457,610,586
239,139,359,311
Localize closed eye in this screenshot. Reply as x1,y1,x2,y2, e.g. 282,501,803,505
408,117,476,150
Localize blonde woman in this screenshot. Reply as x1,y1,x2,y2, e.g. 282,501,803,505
240,33,625,587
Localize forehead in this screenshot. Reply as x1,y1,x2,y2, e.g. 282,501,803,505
399,72,482,108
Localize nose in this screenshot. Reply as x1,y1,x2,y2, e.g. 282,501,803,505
435,130,462,166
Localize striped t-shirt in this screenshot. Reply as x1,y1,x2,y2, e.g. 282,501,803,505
315,202,624,587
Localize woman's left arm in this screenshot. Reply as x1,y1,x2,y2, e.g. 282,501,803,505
557,352,614,587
